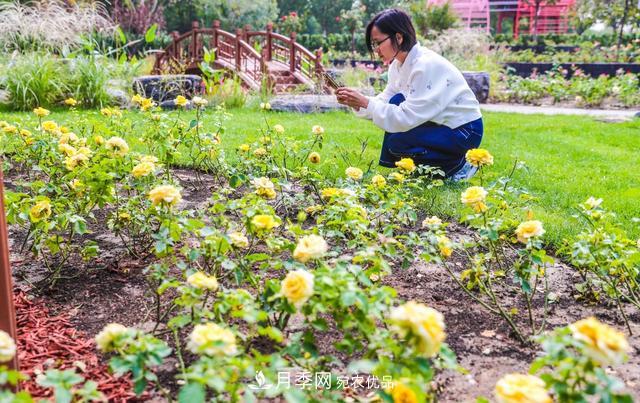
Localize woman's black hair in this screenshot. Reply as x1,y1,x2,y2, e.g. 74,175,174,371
365,9,417,53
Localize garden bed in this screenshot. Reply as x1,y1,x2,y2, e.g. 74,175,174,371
7,166,640,401
504,62,640,78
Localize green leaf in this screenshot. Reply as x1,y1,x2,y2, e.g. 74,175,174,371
178,383,205,403
145,24,158,43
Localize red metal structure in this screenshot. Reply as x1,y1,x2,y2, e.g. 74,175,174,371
427,0,491,31
514,0,576,37
153,21,325,93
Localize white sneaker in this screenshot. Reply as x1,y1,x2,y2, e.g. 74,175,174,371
452,162,478,182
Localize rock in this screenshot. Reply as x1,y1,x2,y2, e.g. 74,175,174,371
132,75,204,103
0,89,9,104
106,87,130,108
462,71,490,104
159,99,193,111
635,111,640,119
270,94,349,113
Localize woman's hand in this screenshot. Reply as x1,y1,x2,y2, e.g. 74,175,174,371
336,88,369,110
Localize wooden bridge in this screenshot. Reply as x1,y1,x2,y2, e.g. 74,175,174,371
153,21,325,93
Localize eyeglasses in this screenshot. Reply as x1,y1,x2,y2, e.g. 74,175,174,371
371,36,391,51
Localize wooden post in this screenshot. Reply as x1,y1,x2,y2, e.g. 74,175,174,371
170,31,180,60
235,28,243,71
314,48,324,80
243,24,252,42
212,20,220,52
191,21,200,64
0,167,18,372
265,23,273,62
289,31,297,73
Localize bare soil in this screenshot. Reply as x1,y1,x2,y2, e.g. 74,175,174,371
7,168,640,402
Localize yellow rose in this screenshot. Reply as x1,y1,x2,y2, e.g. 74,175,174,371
281,270,314,308
320,187,345,199
308,152,321,164
94,135,105,145
311,125,324,135
65,153,89,171
395,158,416,173
2,125,17,134
175,95,188,107
105,136,129,157
259,102,271,110
345,166,363,180
514,220,545,244
461,186,488,212
33,107,50,117
95,323,128,352
251,177,276,200
251,214,280,231
132,161,156,178
437,236,453,257
389,172,405,182
187,323,237,356
148,185,182,206
100,107,122,118
140,98,155,111
64,98,78,106
41,120,59,133
253,147,267,157
569,317,629,366
187,272,219,291
131,94,144,104
229,232,249,248
0,330,17,363
273,124,285,134
371,174,386,187
466,148,494,167
192,96,208,108
389,301,446,357
293,234,328,263
389,382,418,403
238,144,250,152
58,143,77,157
305,205,323,215
495,374,551,403
422,216,442,228
69,179,83,192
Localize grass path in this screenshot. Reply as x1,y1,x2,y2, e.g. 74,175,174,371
2,107,638,245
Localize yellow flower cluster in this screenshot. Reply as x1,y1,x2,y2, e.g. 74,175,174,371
389,382,418,403
187,272,219,291
371,174,386,187
461,186,488,213
514,220,545,244
320,187,350,200
148,185,182,206
105,136,130,157
494,374,551,403
308,152,321,164
29,199,52,223
41,120,59,133
311,125,324,135
465,148,494,167
437,235,453,257
389,301,446,357
33,107,50,117
251,177,276,199
0,330,16,363
64,98,78,106
422,216,442,228
132,161,156,178
345,166,363,180
65,153,89,171
95,323,128,352
273,124,285,134
174,95,188,107
251,214,279,231
389,172,404,182
100,107,122,118
187,323,237,356
293,234,328,263
569,317,629,366
395,158,416,173
229,231,249,248
281,270,315,308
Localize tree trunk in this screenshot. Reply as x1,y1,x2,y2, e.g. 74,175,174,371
616,0,632,61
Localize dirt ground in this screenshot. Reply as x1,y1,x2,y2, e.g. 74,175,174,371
7,168,640,401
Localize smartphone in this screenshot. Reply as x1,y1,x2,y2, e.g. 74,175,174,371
323,72,342,90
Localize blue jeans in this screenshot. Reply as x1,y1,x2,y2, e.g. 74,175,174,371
379,93,483,177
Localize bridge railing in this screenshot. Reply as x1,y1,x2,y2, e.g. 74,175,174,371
152,21,323,90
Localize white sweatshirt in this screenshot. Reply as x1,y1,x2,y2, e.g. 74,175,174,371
355,44,482,132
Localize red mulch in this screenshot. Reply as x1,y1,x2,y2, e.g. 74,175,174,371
14,291,144,402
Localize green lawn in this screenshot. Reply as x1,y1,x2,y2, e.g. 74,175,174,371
2,106,639,246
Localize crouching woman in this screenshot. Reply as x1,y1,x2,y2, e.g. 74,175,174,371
336,9,483,180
